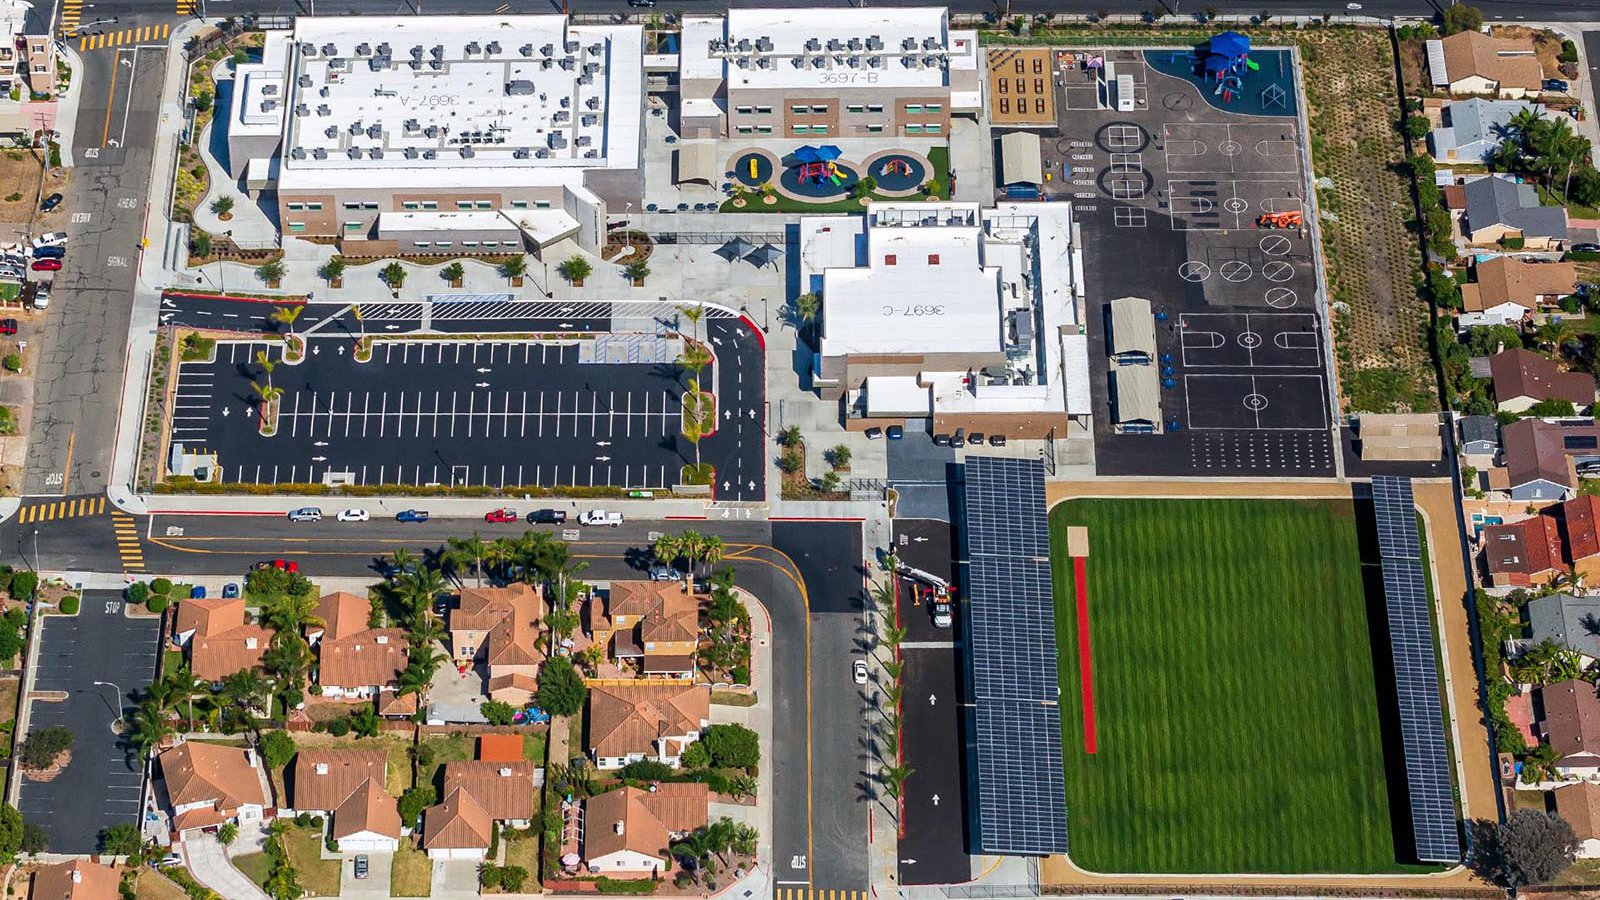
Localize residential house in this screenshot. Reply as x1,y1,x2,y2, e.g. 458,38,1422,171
420,760,537,859
1482,515,1568,588
376,691,418,719
306,592,408,700
1556,783,1600,858
1460,257,1579,329
586,683,710,770
29,860,120,900
1489,348,1595,413
582,783,710,877
1539,679,1600,779
158,740,269,837
1429,98,1544,164
1460,415,1501,456
172,597,274,685
1528,594,1600,663
1432,30,1543,97
289,749,401,852
1462,176,1569,249
585,580,700,678
448,584,547,704
1500,417,1600,500
1566,494,1600,580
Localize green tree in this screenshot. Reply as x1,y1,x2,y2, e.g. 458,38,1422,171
681,740,711,769
1529,398,1579,418
260,729,296,769
701,723,759,769
441,261,465,284
1478,809,1577,888
129,697,174,762
257,260,286,287
0,804,23,862
445,535,488,587
624,260,650,284
777,425,802,448
319,256,345,284
535,656,586,717
852,174,877,200
19,726,72,770
262,590,322,633
190,230,212,259
218,822,238,846
828,444,851,470
210,195,234,216
19,822,47,854
1403,115,1430,141
382,261,407,290
348,705,379,738
794,293,820,341
99,823,142,858
558,255,592,284
499,254,527,284
1441,3,1484,35
399,786,435,825
480,700,518,726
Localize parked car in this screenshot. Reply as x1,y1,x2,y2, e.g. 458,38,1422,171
526,508,567,524
354,856,369,880
865,427,884,440
30,232,66,249
31,281,50,310
31,245,64,260
1544,78,1570,92
852,659,869,685
39,193,62,212
287,507,323,522
0,320,17,336
222,582,240,598
335,508,369,522
579,509,623,527
253,559,299,573
30,258,61,271
886,425,904,440
627,0,656,7
190,585,206,599
648,563,683,582
432,596,450,616
484,508,518,523
1573,242,1600,254
396,509,430,523
157,854,183,868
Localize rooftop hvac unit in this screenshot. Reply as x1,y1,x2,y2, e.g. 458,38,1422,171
804,37,819,51
321,42,337,55
553,109,570,123
585,95,600,109
867,35,883,50
404,147,419,159
847,56,859,68
576,134,590,147
560,56,575,70
513,148,529,159
409,59,422,70
736,38,751,51
506,79,536,95
756,57,770,69
355,42,371,55
902,37,915,50
312,147,327,159
297,74,313,87
535,147,549,158
577,73,592,86
316,104,331,116
294,103,308,116
826,38,841,51
587,42,602,55
319,86,330,97
346,147,361,158
422,149,437,159
261,98,278,111
541,43,554,56
564,39,579,53
299,41,316,56
486,41,501,55
429,59,443,70
848,36,861,50
425,125,440,138
519,43,534,56
868,56,882,68
290,147,306,159
755,36,772,51
791,56,805,69
368,57,386,72
349,120,363,134
540,58,553,70
460,145,474,158
583,148,598,158
923,36,938,49
377,42,391,55
410,45,424,58
370,147,384,159
584,61,600,74
366,123,383,138
580,114,596,126
466,41,481,55
811,57,825,69
404,118,420,132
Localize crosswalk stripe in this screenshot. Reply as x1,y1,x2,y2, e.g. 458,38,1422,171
161,23,170,38
97,497,105,514
76,36,85,50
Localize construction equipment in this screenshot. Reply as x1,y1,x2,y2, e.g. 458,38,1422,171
1257,210,1303,229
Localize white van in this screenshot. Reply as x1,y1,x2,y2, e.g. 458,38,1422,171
578,509,623,527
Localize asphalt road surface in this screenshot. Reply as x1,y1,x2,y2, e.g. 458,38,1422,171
22,39,164,498
16,590,160,853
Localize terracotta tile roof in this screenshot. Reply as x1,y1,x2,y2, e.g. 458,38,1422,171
451,584,547,668
486,673,539,701
1491,348,1596,408
1483,515,1567,578
607,581,700,645
1465,258,1578,312
1557,782,1600,841
30,860,120,900
453,584,544,632
291,749,389,812
1442,184,1468,209
376,691,418,717
583,783,709,866
643,653,697,675
442,760,536,821
313,592,373,643
1565,495,1600,562
421,787,492,850
174,597,245,640
1541,678,1600,758
331,777,403,840
477,734,524,764
1441,30,1543,92
316,628,408,690
190,623,274,683
160,740,266,811
587,683,709,760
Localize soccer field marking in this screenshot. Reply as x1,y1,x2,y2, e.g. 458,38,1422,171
1183,373,1329,431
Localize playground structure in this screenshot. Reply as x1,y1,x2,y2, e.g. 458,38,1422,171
1202,31,1258,105
1257,210,1303,229
881,158,912,177
800,160,846,186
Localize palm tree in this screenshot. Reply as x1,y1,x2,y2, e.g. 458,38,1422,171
222,668,270,716
881,763,914,800
270,303,304,338
486,537,519,580
262,633,312,701
396,662,433,699
165,664,208,733
445,535,488,587
679,530,706,573
794,293,820,339
652,533,682,566
397,567,446,627
351,303,366,346
408,612,446,651
1540,318,1573,353
499,255,527,286
700,534,725,575
389,547,418,579
255,350,276,393
262,591,322,636
128,698,174,761
556,560,589,611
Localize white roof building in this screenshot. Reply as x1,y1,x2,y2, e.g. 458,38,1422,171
232,15,643,193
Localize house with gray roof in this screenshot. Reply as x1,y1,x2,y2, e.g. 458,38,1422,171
1531,594,1600,662
1430,98,1543,164
1460,415,1501,456
1462,175,1569,249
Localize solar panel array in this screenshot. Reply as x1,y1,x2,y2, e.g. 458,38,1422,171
1371,476,1461,864
963,456,1069,856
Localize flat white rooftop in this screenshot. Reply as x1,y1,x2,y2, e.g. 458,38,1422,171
683,7,974,92
249,15,642,190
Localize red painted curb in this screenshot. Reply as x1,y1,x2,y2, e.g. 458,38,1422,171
1074,555,1098,755
738,314,766,351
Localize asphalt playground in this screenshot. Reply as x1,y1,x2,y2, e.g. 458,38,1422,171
163,299,766,500
1056,50,1338,476
17,591,161,853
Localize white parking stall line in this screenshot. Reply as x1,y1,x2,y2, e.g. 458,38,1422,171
289,392,302,437
521,392,528,438
466,391,475,439
553,391,561,437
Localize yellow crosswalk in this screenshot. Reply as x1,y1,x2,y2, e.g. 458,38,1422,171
776,890,866,900
57,0,81,37
176,0,195,13
111,511,144,572
15,496,104,524
76,23,169,52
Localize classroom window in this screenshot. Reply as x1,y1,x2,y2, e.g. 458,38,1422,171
435,241,452,249
413,241,431,248
306,202,323,211
791,105,808,114
511,200,529,209
811,104,828,113
475,201,493,210
343,221,362,232
905,103,922,113
456,201,474,210
755,105,772,114
421,201,438,210
463,240,480,248
287,202,305,211
792,124,807,134
535,200,551,209
1035,98,1045,114
847,104,864,113
926,103,942,112
999,98,1010,114
737,125,753,134
343,201,361,210
924,123,942,133
287,222,305,232
402,201,420,210
756,125,773,134
997,78,1008,94
363,202,379,210
736,105,753,114
867,124,885,134
906,124,923,134
867,104,883,113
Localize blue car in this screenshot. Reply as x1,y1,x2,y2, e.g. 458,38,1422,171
396,509,430,523
222,582,240,599
190,585,206,599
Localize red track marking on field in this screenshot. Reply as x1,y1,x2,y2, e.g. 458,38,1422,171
1074,556,1098,755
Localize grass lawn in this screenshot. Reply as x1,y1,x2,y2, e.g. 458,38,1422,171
1050,498,1410,874
522,732,546,762
234,851,271,888
133,871,191,900
418,732,476,790
391,841,433,897
721,144,951,213
283,825,342,896
503,830,539,880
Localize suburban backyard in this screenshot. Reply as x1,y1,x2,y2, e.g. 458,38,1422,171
1049,497,1419,874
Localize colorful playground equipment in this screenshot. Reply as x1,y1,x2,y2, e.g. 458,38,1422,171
749,157,759,180
880,158,912,177
1203,31,1251,103
800,160,844,185
1257,210,1304,229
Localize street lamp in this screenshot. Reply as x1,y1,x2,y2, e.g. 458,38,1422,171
30,528,37,572
92,680,126,730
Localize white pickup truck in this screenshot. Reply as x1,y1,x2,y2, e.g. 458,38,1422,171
579,509,624,527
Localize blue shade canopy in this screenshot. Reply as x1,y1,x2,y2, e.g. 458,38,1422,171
1209,30,1250,58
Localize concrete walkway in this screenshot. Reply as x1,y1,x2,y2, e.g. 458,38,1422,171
184,833,271,900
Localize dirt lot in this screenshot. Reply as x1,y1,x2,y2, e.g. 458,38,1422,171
0,150,44,231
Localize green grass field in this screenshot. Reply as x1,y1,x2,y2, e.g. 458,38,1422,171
1050,498,1409,874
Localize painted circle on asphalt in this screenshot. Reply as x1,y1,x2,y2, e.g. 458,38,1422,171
1220,260,1252,282
1179,261,1211,282
1243,393,1269,412
1162,92,1193,111
1262,260,1296,283
1259,235,1292,256
1095,121,1151,154
1223,197,1249,214
1237,331,1263,349
1218,140,1244,156
1265,287,1298,309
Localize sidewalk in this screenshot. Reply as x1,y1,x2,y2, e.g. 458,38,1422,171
705,588,775,875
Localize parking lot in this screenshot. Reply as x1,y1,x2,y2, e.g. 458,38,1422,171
892,518,970,886
1058,49,1337,476
18,591,161,853
168,310,765,500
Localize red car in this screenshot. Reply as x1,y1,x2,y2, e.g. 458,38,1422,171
30,258,61,271
253,558,299,574
0,320,17,336
484,508,518,524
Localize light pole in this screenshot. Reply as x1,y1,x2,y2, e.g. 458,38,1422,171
92,680,126,730
30,528,37,572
